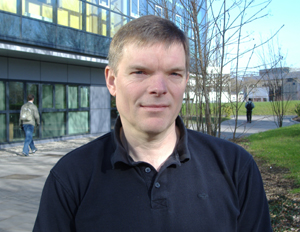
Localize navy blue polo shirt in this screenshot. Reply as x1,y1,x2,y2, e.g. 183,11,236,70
33,117,272,232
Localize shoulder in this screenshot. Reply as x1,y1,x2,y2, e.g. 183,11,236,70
186,129,254,173
52,132,114,177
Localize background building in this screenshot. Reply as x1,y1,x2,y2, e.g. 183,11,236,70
0,0,204,147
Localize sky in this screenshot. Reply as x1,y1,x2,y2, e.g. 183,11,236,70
246,0,300,69
212,0,300,73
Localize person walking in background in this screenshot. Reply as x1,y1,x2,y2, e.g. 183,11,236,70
19,94,40,156
245,98,255,123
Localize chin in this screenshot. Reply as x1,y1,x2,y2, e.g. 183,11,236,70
139,120,173,135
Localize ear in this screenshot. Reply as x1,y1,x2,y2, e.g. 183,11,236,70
185,72,190,85
105,66,117,97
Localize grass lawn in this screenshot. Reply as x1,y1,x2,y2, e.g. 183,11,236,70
242,123,300,193
182,100,300,117
234,100,300,116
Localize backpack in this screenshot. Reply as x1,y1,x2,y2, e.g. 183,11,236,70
20,106,33,121
246,102,253,111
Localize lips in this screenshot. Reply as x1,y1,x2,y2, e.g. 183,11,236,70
140,104,169,111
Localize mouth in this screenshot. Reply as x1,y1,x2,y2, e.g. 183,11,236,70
140,104,169,111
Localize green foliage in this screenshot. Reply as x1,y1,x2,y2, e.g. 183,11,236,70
294,103,300,117
222,105,232,117
268,195,300,231
246,124,300,188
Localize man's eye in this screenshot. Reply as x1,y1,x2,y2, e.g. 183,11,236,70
134,71,145,75
171,72,181,77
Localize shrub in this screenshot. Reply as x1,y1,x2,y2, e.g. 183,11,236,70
295,104,300,117
222,105,232,117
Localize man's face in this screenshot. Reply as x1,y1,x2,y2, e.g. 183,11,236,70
105,42,189,136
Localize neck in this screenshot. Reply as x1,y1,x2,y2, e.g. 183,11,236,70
120,124,179,171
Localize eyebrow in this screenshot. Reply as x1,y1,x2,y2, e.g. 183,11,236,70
127,65,186,73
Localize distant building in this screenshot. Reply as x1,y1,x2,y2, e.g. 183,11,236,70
259,67,300,101
248,87,269,102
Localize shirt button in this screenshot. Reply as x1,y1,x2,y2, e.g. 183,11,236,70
155,182,160,188
145,167,151,173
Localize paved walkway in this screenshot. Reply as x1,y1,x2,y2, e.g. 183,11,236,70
0,116,298,231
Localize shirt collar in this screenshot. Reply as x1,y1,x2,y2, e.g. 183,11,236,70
110,116,190,168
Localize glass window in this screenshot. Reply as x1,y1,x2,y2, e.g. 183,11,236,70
22,0,53,22
111,0,128,15
86,4,108,36
9,113,25,142
86,0,109,8
42,84,53,108
55,84,66,109
68,111,89,135
110,12,128,37
27,83,39,108
68,86,78,109
42,112,66,138
130,0,139,18
80,86,89,108
58,0,82,29
0,81,5,111
9,82,24,110
0,114,6,143
0,0,17,13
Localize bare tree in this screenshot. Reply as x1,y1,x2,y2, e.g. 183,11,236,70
140,0,284,138
258,37,291,127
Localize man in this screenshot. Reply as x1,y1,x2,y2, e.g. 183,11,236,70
19,94,40,156
245,98,255,123
34,16,272,231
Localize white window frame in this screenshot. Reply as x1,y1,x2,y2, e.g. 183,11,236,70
155,5,162,17
130,0,139,18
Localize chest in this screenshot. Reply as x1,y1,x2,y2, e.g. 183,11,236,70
74,162,240,232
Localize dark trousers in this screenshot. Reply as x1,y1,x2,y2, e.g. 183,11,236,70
246,110,252,123
22,124,36,155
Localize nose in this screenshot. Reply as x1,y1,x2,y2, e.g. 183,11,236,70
148,74,168,96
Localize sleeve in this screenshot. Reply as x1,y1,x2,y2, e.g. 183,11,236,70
33,172,77,232
237,157,272,232
252,102,255,108
245,102,247,108
34,106,40,125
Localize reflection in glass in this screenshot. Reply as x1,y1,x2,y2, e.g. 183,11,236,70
86,4,108,36
27,83,39,108
110,12,128,37
87,0,109,8
42,112,66,138
131,0,139,18
0,114,6,143
69,111,89,134
42,84,53,108
111,0,128,15
9,113,25,142
0,0,17,13
22,0,53,22
9,82,24,110
55,84,66,109
0,81,5,110
68,86,78,109
80,86,89,108
58,0,82,29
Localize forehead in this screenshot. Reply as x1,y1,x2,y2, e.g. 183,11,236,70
120,43,186,67
121,42,186,62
